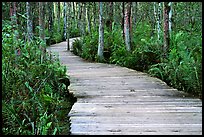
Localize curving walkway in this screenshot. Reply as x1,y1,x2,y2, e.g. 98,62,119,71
47,38,202,135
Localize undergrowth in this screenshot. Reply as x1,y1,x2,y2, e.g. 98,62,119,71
2,20,76,135
72,21,202,98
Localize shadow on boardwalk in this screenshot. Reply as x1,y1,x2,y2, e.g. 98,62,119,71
47,38,202,135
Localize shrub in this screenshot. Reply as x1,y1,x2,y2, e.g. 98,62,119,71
2,20,76,135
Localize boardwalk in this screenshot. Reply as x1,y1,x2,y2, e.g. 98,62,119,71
47,38,202,135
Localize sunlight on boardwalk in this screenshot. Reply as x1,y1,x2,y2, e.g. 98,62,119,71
48,38,202,135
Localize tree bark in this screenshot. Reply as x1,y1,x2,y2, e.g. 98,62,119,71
63,2,67,40
122,2,125,39
87,3,91,34
154,2,162,42
39,2,46,62
57,2,60,33
81,3,86,36
72,2,76,29
26,2,33,42
109,2,113,31
124,2,131,52
10,2,19,41
168,2,172,33
48,2,54,45
67,2,70,51
97,2,104,61
163,2,170,58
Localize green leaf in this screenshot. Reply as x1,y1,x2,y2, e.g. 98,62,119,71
25,82,33,92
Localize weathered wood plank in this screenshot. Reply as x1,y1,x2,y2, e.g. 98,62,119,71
48,39,202,135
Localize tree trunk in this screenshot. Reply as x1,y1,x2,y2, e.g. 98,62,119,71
72,2,76,29
109,2,113,31
67,2,70,51
39,2,46,62
122,2,125,39
155,2,162,42
81,3,86,36
93,2,97,29
77,2,82,30
124,2,131,52
48,2,54,45
97,2,104,61
168,2,172,33
87,3,91,34
63,2,67,40
57,2,60,34
132,2,137,29
163,2,170,58
26,2,33,42
11,2,19,41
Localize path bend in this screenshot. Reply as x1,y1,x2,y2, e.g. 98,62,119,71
47,38,202,135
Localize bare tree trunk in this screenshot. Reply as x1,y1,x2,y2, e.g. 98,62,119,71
11,2,19,41
93,2,97,29
132,2,137,28
168,2,172,33
163,2,170,58
63,2,67,40
87,3,91,34
72,2,76,29
124,2,131,52
98,2,104,61
81,3,86,36
154,2,162,42
57,2,60,33
67,2,70,51
48,2,54,45
26,2,33,42
39,2,46,62
122,2,125,39
109,2,113,31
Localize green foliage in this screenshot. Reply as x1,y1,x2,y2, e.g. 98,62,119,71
2,20,76,135
81,30,99,61
72,39,83,56
149,31,202,97
72,29,98,61
110,22,161,71
69,28,81,38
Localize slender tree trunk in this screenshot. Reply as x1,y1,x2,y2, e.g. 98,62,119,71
72,2,76,29
48,2,53,45
77,2,82,30
124,2,131,52
168,2,172,33
39,2,45,41
122,2,125,39
11,2,19,41
81,3,86,36
87,3,91,34
132,2,137,29
39,2,46,62
63,2,67,40
156,2,162,42
67,2,70,51
98,2,104,61
93,2,96,29
109,2,113,31
57,2,60,34
154,2,157,33
26,2,33,42
163,2,170,58
9,2,13,20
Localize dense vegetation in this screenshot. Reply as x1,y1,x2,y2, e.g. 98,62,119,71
2,4,77,135
2,2,202,135
72,2,202,98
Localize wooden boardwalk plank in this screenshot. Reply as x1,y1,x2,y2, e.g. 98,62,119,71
47,39,202,135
